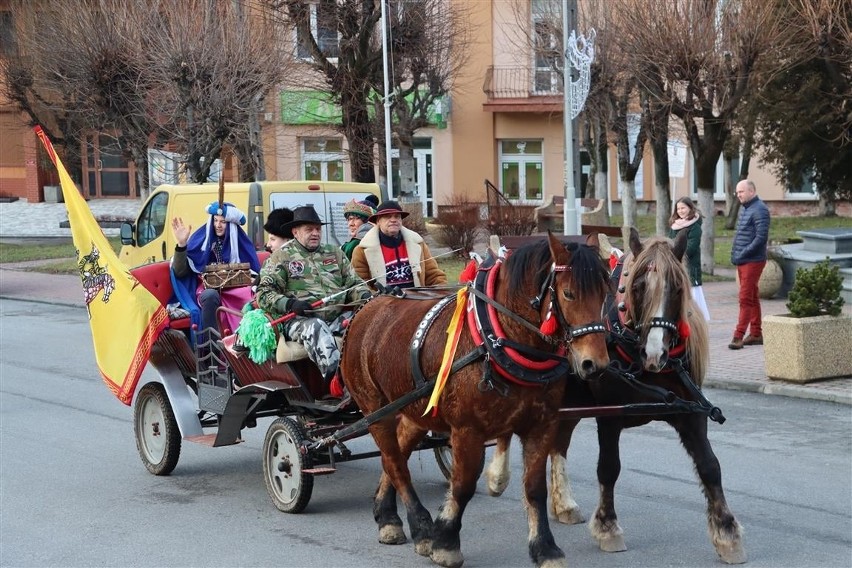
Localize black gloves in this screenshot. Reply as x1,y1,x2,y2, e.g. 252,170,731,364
359,291,373,301
287,298,313,316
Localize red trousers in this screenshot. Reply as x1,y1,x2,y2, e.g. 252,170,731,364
735,261,766,339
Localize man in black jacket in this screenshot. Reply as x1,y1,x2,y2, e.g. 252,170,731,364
729,179,771,349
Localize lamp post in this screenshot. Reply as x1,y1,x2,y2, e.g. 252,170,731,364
562,0,577,235
380,0,394,200
561,0,595,236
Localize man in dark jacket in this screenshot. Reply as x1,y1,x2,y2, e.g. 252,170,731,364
729,180,771,349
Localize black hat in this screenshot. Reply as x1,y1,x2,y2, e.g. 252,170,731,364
363,193,380,208
368,200,410,223
264,208,294,239
282,205,328,230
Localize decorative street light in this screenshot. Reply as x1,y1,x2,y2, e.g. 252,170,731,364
562,0,596,235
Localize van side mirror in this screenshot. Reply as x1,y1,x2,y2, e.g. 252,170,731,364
120,222,135,245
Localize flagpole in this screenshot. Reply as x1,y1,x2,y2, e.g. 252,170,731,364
381,0,394,200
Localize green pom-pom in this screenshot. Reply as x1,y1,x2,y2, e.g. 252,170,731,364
236,309,276,363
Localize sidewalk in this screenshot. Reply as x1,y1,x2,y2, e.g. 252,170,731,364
1,198,850,405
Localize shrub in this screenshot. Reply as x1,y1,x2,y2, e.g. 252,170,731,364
487,205,537,236
435,196,482,257
400,201,428,236
786,259,844,317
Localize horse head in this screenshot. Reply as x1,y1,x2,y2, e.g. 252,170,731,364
545,232,611,379
622,227,691,372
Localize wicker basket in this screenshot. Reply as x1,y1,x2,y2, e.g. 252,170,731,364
201,263,253,289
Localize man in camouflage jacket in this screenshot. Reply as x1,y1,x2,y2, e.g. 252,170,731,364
256,206,371,382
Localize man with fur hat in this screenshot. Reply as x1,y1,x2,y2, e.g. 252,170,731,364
255,205,371,385
351,200,446,289
171,202,260,338
340,198,375,260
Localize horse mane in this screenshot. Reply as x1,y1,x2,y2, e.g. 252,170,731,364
625,236,708,383
506,240,610,302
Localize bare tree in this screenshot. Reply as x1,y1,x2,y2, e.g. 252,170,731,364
4,0,154,192
146,0,288,183
583,4,648,234
269,0,469,192
35,1,153,197
3,0,289,193
270,0,382,183
614,0,786,274
382,0,471,198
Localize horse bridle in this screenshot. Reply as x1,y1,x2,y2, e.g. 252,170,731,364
613,257,682,349
531,262,606,345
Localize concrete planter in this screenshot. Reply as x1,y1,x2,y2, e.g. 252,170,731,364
763,313,852,383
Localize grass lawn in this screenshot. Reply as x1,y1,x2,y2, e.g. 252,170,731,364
2,215,848,278
609,214,849,269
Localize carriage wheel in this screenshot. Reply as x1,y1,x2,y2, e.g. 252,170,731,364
432,434,485,482
134,383,181,476
263,417,314,513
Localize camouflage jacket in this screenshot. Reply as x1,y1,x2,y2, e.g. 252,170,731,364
255,239,368,322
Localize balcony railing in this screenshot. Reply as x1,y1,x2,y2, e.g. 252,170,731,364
483,66,563,99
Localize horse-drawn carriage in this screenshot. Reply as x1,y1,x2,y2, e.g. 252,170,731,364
128,230,746,568
128,258,461,514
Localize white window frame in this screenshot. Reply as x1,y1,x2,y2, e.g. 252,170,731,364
301,138,345,181
531,0,560,95
785,169,819,200
296,0,340,61
498,140,545,203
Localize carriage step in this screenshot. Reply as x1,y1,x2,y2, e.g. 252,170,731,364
302,467,337,475
185,434,243,447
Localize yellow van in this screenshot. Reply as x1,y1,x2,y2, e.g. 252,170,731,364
119,180,382,268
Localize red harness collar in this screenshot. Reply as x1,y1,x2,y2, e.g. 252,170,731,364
466,259,566,386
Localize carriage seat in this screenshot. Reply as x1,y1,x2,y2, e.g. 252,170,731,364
131,251,272,332
130,261,190,330
276,336,343,364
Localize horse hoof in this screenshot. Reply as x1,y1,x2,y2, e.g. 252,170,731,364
598,535,627,553
430,547,464,568
378,524,407,545
486,475,509,497
554,508,585,525
537,558,568,568
717,542,747,564
414,538,433,557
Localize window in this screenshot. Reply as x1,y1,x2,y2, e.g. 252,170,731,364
297,0,339,60
786,169,817,196
532,0,560,94
137,192,169,246
302,138,344,181
499,140,543,202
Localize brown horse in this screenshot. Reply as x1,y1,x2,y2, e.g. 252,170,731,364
340,233,611,568
486,228,746,564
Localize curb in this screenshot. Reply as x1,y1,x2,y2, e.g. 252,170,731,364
704,377,852,405
0,295,83,310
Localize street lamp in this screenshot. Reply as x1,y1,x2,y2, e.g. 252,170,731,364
562,0,595,235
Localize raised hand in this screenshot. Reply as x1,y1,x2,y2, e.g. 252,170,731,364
171,217,192,247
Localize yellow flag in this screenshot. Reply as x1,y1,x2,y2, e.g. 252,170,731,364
423,287,468,417
35,126,168,405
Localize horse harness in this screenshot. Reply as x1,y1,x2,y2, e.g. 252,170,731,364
596,255,725,424
407,252,606,395
605,254,687,373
